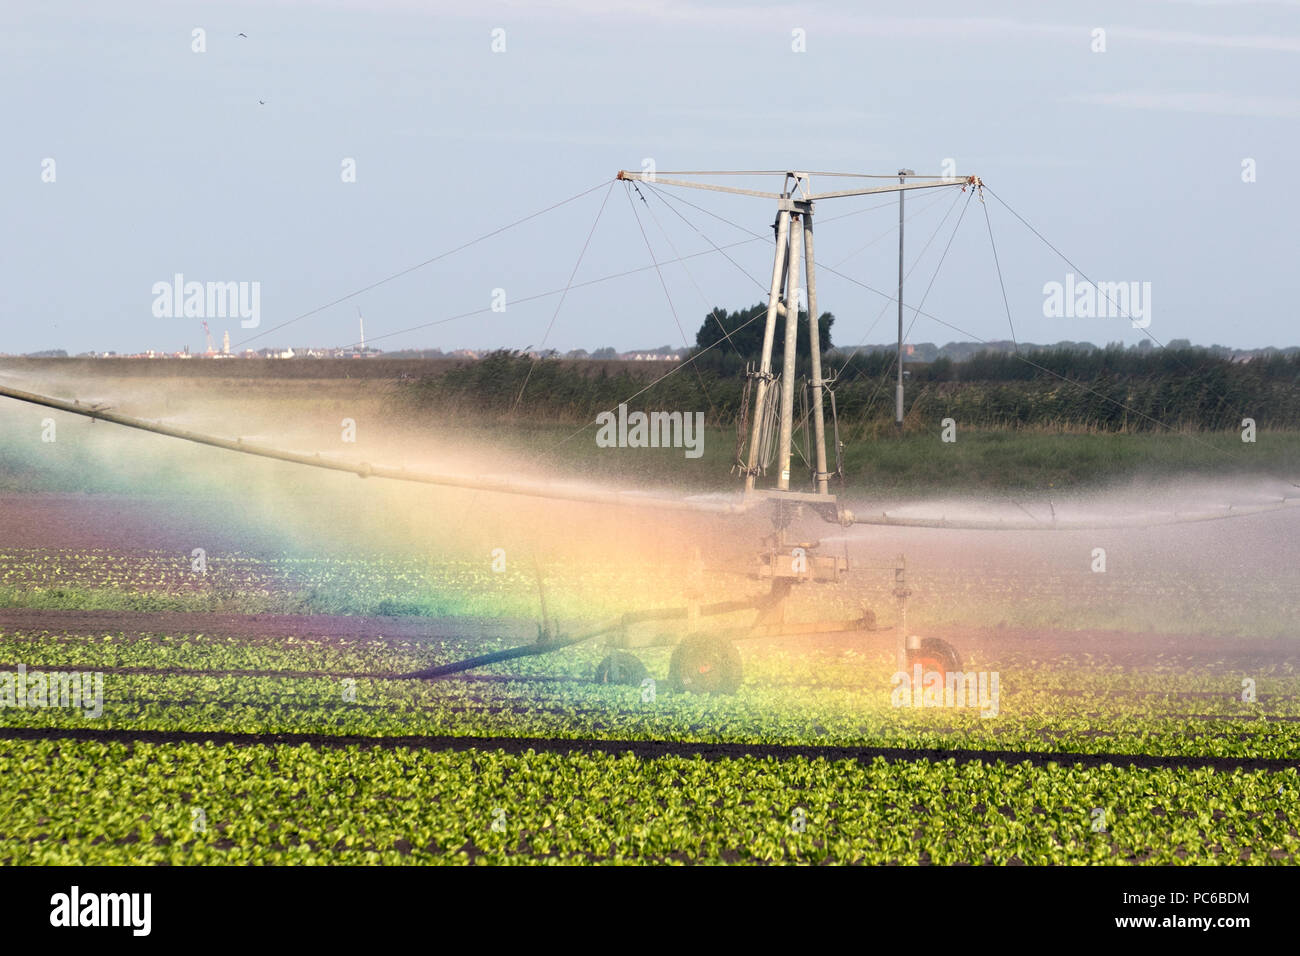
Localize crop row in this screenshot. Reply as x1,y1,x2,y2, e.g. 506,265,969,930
3,626,1296,701
1,547,1294,636
2,739,1295,865
3,663,1297,761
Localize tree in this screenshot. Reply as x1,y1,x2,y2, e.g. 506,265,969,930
591,346,618,360
694,302,834,361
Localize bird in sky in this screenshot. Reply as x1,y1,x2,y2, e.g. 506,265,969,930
237,32,248,38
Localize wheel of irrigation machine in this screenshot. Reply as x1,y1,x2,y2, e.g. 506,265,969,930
594,651,650,686
905,636,963,675
668,634,743,695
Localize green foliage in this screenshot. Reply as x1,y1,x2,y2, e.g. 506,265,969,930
2,548,1298,865
1,740,1295,864
397,344,1300,432
1,494,1296,865
2,537,1297,637
405,350,713,422
691,303,835,376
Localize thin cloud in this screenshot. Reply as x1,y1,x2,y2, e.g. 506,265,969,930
1069,90,1300,118
1144,1,1300,7
266,2,1300,53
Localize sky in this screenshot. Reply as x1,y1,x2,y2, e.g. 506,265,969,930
2,0,1297,355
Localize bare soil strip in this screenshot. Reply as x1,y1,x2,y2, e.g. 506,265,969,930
1,726,1294,772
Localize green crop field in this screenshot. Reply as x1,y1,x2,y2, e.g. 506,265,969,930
1,546,1297,864
5,741,1295,865
0,364,1296,867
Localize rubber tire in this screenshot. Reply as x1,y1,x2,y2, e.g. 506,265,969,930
906,636,962,674
668,634,743,695
594,651,649,686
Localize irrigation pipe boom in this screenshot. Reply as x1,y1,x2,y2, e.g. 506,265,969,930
0,380,1295,531
0,382,746,515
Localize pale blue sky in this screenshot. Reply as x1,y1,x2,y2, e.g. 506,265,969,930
2,0,1297,354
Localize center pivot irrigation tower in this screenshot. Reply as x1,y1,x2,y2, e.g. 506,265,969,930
620,169,978,506
618,169,978,537
608,169,983,684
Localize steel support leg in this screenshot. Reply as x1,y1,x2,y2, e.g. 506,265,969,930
744,210,791,490
803,213,829,495
777,214,802,491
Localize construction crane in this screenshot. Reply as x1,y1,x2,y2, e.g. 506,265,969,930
201,321,215,356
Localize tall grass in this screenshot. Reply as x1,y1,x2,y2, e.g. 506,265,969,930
400,347,1300,432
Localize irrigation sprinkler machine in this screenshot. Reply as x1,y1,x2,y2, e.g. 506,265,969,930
421,169,980,693
15,167,1284,694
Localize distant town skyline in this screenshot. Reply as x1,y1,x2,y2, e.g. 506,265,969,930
8,336,1295,364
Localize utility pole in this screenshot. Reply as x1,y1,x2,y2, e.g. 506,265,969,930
896,168,913,431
